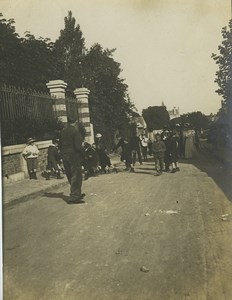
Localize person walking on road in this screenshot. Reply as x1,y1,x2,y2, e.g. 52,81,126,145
113,134,135,173
59,117,85,203
162,131,172,172
170,130,180,173
130,134,143,166
152,134,166,176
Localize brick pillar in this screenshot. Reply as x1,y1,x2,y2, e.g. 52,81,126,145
46,80,68,124
74,87,93,144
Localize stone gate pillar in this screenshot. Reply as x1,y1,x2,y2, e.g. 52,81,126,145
74,87,93,143
46,80,68,124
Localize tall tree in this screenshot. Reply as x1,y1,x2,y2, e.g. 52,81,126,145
142,106,170,131
0,14,22,85
212,19,232,127
54,11,85,93
83,43,134,146
20,33,56,91
0,14,56,90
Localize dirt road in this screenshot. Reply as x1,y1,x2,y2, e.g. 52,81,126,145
3,153,232,300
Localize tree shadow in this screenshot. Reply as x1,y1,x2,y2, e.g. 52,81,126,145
180,152,232,202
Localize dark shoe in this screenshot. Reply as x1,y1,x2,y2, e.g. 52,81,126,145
176,167,180,171
32,172,38,180
56,172,64,179
68,193,85,204
45,172,50,180
113,167,118,173
171,168,176,173
123,168,130,171
68,198,85,204
129,168,135,173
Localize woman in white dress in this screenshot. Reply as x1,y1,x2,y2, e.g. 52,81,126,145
184,130,195,158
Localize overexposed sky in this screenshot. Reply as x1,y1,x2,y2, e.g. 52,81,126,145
1,0,231,115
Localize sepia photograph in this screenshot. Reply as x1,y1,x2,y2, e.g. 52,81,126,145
1,0,232,299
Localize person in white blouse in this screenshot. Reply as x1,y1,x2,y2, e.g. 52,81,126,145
140,134,149,161
22,138,40,179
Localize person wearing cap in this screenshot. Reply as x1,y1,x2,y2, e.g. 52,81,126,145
59,117,85,203
45,139,64,180
22,138,39,180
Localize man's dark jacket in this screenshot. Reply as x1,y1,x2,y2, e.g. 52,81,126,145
59,125,83,158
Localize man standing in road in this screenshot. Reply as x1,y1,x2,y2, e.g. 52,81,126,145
59,117,85,203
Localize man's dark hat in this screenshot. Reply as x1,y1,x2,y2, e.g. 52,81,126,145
84,142,91,148
67,117,77,124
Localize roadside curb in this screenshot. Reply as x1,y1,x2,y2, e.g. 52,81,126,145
4,180,69,208
3,160,122,208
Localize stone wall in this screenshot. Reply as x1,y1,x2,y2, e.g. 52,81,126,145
2,140,52,183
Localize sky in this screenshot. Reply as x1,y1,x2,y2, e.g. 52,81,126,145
1,0,231,115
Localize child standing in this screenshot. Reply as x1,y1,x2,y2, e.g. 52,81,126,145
22,138,39,180
152,134,166,176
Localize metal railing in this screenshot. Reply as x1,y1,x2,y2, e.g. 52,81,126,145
0,85,60,146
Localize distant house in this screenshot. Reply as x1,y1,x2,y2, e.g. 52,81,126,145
133,115,147,135
168,107,180,120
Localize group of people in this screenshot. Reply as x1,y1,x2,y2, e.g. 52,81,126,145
22,116,198,203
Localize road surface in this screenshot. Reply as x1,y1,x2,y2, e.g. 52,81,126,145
3,152,232,300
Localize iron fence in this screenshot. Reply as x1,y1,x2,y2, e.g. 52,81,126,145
0,85,62,146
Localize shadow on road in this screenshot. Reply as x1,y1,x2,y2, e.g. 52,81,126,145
180,151,232,202
42,192,86,205
42,192,70,204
